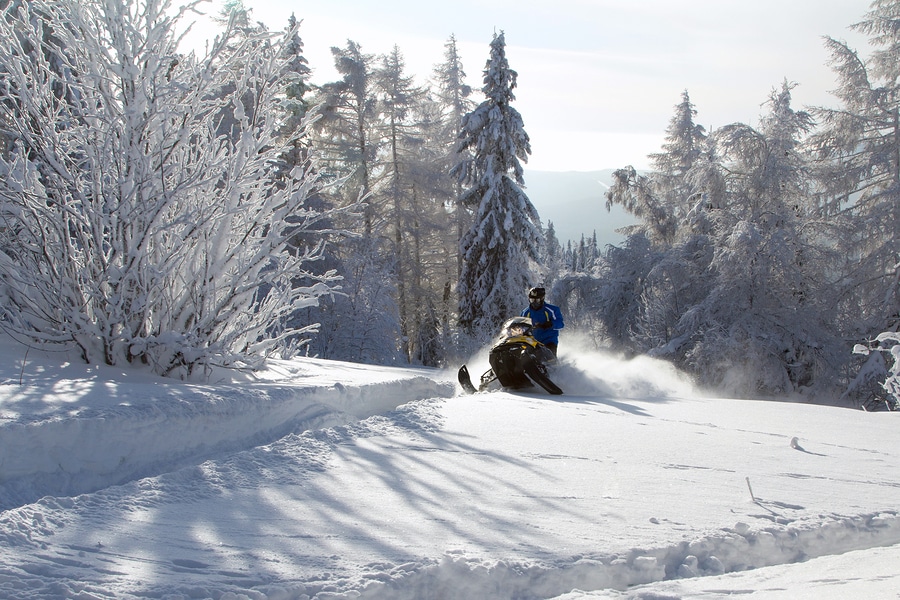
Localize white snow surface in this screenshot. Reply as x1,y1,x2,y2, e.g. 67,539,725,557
0,336,898,599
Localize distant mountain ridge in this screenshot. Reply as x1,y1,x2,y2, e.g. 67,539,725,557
523,169,637,249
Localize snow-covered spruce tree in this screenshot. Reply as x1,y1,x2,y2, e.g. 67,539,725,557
276,13,313,177
542,221,565,289
0,0,343,376
453,31,542,344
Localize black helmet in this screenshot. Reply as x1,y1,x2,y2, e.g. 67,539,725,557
528,287,545,300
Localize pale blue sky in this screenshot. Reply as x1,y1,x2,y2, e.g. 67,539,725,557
188,0,873,171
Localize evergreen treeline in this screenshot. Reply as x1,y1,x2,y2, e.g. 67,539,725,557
2,0,900,409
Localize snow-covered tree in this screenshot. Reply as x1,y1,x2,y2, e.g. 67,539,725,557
606,91,707,246
0,0,346,377
811,1,900,326
851,332,900,410
808,0,900,404
542,221,565,288
432,34,476,279
599,92,711,353
314,40,379,230
308,236,402,365
303,40,406,364
453,32,542,342
276,13,313,176
649,90,708,228
375,45,427,361
672,82,835,395
595,233,659,347
600,83,839,396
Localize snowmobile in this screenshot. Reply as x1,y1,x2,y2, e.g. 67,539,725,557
458,316,563,395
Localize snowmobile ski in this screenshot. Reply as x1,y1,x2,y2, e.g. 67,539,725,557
523,357,564,395
457,365,478,394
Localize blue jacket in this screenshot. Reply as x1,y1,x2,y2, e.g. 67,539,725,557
521,302,564,346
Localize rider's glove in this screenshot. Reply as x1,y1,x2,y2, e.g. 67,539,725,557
536,321,553,329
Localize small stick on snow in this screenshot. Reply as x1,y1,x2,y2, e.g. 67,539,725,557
19,346,29,386
745,476,756,502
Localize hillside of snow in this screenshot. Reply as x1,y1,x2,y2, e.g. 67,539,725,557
0,335,898,599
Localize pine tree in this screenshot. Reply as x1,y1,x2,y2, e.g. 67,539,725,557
811,1,900,334
650,90,708,236
314,40,379,230
277,14,312,175
601,91,710,355
606,90,707,245
543,221,564,288
453,32,542,342
307,40,404,364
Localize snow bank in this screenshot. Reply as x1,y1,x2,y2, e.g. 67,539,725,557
0,353,454,510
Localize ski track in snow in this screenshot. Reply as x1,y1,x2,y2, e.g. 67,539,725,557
0,343,898,599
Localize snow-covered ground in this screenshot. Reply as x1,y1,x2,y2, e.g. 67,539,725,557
0,335,898,599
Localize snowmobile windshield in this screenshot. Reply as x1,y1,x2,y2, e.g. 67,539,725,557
507,323,532,337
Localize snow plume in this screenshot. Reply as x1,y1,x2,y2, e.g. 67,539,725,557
554,334,695,400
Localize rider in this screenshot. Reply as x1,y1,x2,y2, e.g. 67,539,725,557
521,287,564,355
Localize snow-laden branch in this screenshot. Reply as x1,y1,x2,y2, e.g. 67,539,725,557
0,0,352,377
